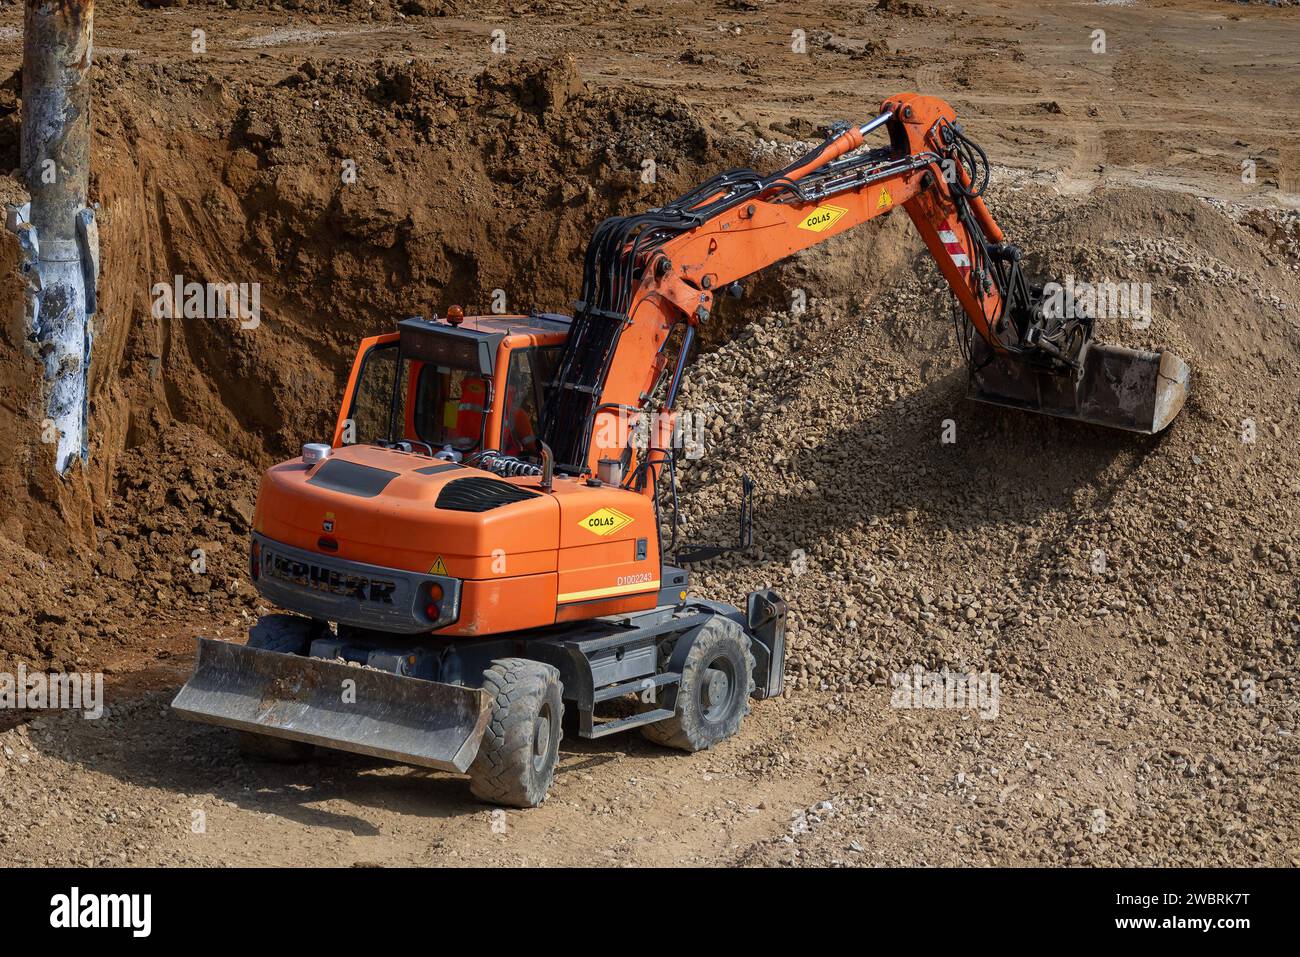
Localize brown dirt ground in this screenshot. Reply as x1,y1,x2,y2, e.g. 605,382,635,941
0,0,1297,866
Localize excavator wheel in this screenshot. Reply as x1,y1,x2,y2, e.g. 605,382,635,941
468,659,564,808
642,617,755,752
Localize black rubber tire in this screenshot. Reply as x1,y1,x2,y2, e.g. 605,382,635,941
641,617,755,752
468,659,564,808
247,614,322,654
237,731,314,762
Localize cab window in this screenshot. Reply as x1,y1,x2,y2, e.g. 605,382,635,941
500,346,562,457
347,342,404,446
414,364,488,453
346,341,487,454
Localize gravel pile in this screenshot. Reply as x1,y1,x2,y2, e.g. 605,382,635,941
669,181,1298,864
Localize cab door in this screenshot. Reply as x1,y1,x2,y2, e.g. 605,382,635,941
497,342,563,458
332,333,399,447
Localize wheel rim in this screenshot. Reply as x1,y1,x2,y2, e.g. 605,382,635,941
532,704,553,773
699,655,738,723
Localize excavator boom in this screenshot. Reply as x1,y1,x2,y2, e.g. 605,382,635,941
540,93,1190,481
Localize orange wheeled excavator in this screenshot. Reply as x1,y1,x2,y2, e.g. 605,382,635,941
173,94,1189,806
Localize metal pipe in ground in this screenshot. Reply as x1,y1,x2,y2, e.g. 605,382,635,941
17,0,98,475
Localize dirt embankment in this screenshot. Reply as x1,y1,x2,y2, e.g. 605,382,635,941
83,52,733,468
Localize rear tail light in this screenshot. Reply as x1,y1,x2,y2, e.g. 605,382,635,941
425,582,445,621
250,540,261,580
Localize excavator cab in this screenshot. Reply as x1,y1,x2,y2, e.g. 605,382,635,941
333,313,569,460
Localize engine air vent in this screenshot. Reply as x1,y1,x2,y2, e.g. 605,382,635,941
435,477,538,512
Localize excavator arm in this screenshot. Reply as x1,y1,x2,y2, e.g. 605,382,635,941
538,93,1189,484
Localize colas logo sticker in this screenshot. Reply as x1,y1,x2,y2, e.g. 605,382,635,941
797,204,848,233
579,507,633,536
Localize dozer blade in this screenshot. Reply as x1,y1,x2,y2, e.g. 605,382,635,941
172,638,491,773
968,338,1190,434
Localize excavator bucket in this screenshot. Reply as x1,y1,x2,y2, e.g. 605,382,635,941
968,339,1190,434
172,638,492,772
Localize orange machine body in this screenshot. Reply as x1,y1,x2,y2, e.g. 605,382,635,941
256,314,668,637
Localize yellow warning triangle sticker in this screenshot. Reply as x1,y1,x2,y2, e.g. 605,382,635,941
430,556,449,575
877,188,892,210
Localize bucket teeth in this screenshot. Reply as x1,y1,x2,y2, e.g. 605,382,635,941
967,337,1190,434
172,638,491,772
